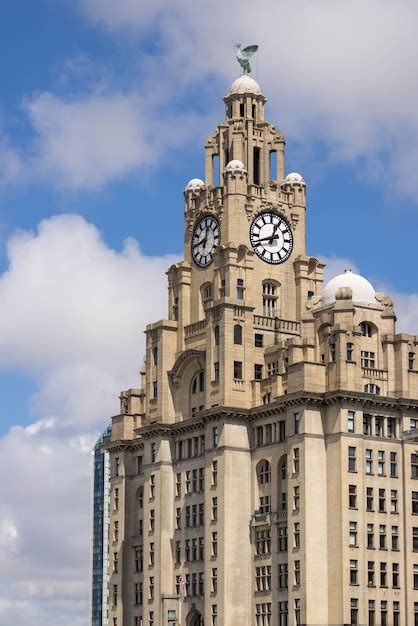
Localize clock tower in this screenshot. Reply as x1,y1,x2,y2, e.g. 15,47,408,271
104,72,418,626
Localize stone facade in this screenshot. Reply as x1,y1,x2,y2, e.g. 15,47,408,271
105,75,418,626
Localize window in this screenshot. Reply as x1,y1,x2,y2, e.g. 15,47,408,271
293,448,300,473
198,467,204,491
175,541,181,564
367,524,374,549
212,497,218,521
114,488,119,512
149,542,154,566
415,603,418,626
413,453,418,479
413,528,418,552
349,521,357,547
233,325,242,344
278,563,288,589
367,561,375,586
214,361,219,382
380,562,387,587
136,455,143,475
390,489,398,513
134,582,142,605
150,474,155,499
203,283,212,300
366,449,373,474
346,342,353,361
152,381,158,399
348,447,356,472
366,487,374,511
378,451,385,476
233,361,243,380
252,362,263,381
293,522,300,548
381,601,388,626
363,414,372,435
330,341,336,362
255,529,271,555
392,526,399,551
279,602,288,626
294,560,301,585
278,526,287,552
375,416,383,437
393,601,400,626
236,278,245,300
149,509,155,532
368,600,375,626
149,577,154,601
360,322,373,337
214,325,220,346
409,352,415,370
387,418,396,437
361,351,376,368
413,491,418,514
135,548,142,572
390,452,397,476
293,486,300,512
364,383,381,394
350,598,358,625
414,564,418,589
255,565,271,591
379,489,386,512
392,563,399,588
212,426,219,448
113,520,119,542
212,460,218,486
198,537,204,561
348,411,355,433
350,560,358,585
211,532,218,557
258,460,271,484
262,282,278,318
175,473,181,497
259,495,271,513
379,524,386,549
211,604,217,626
210,567,218,593
113,584,118,606
151,443,156,463
295,598,301,626
114,457,120,477
349,484,357,508
113,552,118,573
255,333,263,348
294,412,300,435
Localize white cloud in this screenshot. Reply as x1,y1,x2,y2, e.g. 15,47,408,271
0,214,177,625
74,0,418,200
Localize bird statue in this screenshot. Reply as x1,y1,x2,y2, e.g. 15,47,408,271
235,43,259,75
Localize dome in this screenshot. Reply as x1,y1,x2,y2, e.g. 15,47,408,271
185,178,204,191
285,172,305,184
321,269,376,306
229,75,261,95
225,159,247,173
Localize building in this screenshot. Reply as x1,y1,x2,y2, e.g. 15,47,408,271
104,73,418,626
91,426,112,626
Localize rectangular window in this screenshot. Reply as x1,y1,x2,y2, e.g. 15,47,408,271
212,497,218,521
348,446,356,472
413,491,418,514
387,418,396,438
349,521,357,547
113,584,117,606
211,567,217,593
214,362,219,382
175,541,181,564
380,562,387,587
367,561,375,587
149,474,155,499
295,598,301,626
151,443,156,463
293,486,300,512
114,487,119,512
350,560,358,585
211,532,217,558
294,412,300,435
367,524,374,549
149,542,154,566
149,577,154,601
392,562,399,588
366,449,373,474
212,426,219,448
361,351,376,368
348,411,355,433
293,448,300,473
278,563,288,590
255,529,271,555
350,598,358,626
294,522,300,548
381,601,387,626
346,342,353,361
279,602,288,626
378,450,385,475
254,363,263,380
294,560,301,585
211,605,217,626
236,278,244,300
390,489,398,513
379,489,386,512
175,473,181,497
152,345,158,366
149,509,155,532
278,526,288,552
368,600,375,626
390,451,397,476
413,453,418,479
211,460,218,486
363,414,372,435
414,564,418,589
392,526,399,551
255,333,264,348
366,487,374,511
375,416,383,437
152,381,158,399
393,601,400,626
349,484,357,509
379,524,386,549
233,361,243,380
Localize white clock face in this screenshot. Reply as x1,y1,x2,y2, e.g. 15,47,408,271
191,216,220,267
249,212,293,264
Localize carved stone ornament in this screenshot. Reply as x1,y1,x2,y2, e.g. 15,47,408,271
335,286,353,300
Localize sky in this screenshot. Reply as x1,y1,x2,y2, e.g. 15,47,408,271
1,1,418,624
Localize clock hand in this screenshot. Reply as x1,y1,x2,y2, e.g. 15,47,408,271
257,233,280,243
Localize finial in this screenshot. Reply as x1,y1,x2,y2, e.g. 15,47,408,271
235,44,259,75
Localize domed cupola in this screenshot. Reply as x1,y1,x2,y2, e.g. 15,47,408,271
228,75,262,96
184,178,204,192
321,269,377,306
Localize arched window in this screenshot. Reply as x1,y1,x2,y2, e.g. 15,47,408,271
280,458,287,480
360,322,373,337
257,459,271,484
263,282,278,318
234,324,243,345
364,383,380,395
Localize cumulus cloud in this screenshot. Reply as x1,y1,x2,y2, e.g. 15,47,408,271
0,214,177,625
74,0,418,200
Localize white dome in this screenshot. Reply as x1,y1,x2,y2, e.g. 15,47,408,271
225,159,247,173
229,75,261,95
185,178,204,191
321,269,376,306
285,172,305,184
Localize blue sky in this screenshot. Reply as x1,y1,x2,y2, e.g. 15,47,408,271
2,1,418,624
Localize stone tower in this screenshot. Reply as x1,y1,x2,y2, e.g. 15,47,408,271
104,74,418,626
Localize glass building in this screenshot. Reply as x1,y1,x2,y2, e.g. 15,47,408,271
91,426,111,626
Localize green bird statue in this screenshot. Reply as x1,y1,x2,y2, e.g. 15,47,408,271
235,43,259,74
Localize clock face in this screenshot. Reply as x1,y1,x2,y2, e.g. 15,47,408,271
249,212,293,264
191,215,220,267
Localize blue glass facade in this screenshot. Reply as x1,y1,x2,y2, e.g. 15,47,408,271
91,426,111,626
